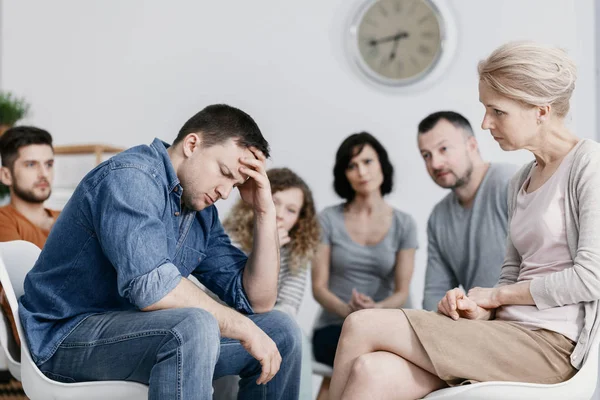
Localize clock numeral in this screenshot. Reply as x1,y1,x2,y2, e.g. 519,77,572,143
378,57,389,71
408,0,418,15
378,4,388,17
394,0,402,13
418,44,432,56
364,17,378,27
410,55,420,68
418,15,432,24
367,46,379,59
397,60,405,72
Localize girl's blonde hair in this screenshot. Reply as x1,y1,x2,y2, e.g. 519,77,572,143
478,41,577,117
223,168,320,273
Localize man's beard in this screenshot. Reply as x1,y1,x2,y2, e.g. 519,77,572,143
450,161,474,190
12,182,51,204
434,160,474,190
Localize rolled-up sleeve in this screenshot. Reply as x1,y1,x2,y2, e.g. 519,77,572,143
126,262,182,309
192,207,254,314
91,167,182,309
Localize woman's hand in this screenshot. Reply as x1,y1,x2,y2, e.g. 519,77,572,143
349,288,376,311
467,287,502,309
277,222,291,247
437,288,492,321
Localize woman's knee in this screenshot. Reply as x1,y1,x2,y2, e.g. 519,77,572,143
348,353,381,385
341,310,371,338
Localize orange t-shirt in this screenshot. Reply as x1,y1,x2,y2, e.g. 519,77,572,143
0,204,60,349
0,205,61,249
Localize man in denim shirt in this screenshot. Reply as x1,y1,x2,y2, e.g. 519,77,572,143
19,104,302,399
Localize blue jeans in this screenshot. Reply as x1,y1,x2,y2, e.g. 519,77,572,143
38,308,302,399
213,333,313,400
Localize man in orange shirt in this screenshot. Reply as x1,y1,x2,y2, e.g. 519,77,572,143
0,126,59,384
0,126,60,247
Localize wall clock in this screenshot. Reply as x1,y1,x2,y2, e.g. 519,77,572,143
348,0,456,89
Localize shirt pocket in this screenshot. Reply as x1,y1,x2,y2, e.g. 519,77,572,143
180,245,206,275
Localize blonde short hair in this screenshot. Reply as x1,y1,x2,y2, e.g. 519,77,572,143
478,41,577,117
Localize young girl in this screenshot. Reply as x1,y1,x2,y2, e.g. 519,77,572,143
213,167,319,400
223,167,320,317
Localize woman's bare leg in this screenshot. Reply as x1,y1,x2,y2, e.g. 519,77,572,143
329,309,445,400
316,377,330,400
341,351,445,400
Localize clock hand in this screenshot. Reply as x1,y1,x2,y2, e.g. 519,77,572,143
368,31,409,46
388,37,401,61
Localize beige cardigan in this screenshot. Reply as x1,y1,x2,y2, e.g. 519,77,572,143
498,138,600,369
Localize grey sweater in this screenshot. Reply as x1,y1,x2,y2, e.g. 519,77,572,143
498,139,600,369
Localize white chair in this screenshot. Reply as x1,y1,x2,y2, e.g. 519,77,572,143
422,322,600,399
312,359,333,378
0,240,149,400
0,288,21,381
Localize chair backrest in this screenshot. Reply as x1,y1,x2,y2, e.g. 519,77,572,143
0,241,41,353
0,241,150,400
0,241,41,381
0,241,41,300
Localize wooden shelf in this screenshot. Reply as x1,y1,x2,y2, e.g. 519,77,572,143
54,144,126,165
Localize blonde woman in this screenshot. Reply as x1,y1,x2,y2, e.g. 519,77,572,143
328,42,600,400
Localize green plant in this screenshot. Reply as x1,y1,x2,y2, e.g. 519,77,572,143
0,91,30,127
0,91,30,199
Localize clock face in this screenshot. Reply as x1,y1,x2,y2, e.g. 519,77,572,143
353,0,443,85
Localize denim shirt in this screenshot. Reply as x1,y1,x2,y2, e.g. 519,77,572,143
19,138,254,365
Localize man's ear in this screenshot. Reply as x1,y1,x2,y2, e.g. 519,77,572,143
0,166,13,187
182,133,202,158
466,136,479,153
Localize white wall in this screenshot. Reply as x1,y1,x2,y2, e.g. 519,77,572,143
1,1,597,396
597,0,600,143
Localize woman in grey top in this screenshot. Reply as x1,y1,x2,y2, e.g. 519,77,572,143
312,132,418,399
328,43,600,400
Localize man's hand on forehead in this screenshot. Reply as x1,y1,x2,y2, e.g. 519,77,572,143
248,146,266,162
240,172,250,184
238,147,266,179
237,145,273,212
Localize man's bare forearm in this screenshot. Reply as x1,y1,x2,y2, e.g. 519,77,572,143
142,277,251,340
243,209,279,312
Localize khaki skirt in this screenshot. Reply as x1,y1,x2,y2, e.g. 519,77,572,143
402,309,577,386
